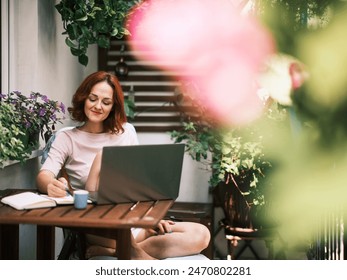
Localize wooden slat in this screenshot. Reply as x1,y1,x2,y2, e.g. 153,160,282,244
130,95,176,102
80,204,116,219
101,203,133,220
122,85,177,92
122,201,153,220
135,105,195,113
145,200,174,221
0,204,26,217
133,116,182,123
118,75,177,82
43,205,76,218
107,64,162,72
23,207,54,217
135,126,183,133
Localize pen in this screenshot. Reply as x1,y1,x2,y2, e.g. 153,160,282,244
61,165,74,196
64,183,74,196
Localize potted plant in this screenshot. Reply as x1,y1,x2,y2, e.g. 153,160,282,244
0,91,66,167
55,0,141,66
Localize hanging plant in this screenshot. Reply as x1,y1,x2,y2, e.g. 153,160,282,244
55,0,141,66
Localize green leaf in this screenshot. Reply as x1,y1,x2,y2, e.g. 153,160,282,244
65,37,77,48
76,15,88,21
110,27,119,37
74,9,88,21
97,36,110,48
70,47,83,57
78,54,88,66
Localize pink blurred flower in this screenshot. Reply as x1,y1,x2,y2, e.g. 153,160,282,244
127,0,275,125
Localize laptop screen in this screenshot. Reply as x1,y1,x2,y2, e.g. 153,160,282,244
94,143,185,204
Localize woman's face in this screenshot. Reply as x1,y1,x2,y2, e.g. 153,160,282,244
84,81,114,124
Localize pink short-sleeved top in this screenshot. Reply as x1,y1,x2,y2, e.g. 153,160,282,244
40,122,139,189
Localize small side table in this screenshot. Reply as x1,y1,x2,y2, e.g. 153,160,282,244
166,202,214,259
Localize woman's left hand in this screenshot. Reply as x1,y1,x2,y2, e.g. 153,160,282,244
151,220,176,235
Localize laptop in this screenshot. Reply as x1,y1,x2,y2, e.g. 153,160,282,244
89,143,185,204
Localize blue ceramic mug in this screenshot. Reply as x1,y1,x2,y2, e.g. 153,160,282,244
73,190,89,209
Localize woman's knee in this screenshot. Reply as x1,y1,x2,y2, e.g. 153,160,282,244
184,222,210,251
196,223,211,250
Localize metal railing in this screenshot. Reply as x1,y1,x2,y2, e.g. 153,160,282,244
308,209,345,260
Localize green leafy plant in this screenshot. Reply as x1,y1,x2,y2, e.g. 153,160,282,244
171,120,271,207
0,102,29,167
55,0,141,66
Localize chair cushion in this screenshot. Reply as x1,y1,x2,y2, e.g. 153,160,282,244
88,254,209,260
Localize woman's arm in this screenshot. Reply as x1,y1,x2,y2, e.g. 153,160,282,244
37,129,73,196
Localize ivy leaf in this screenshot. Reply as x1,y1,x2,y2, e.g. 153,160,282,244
97,36,110,48
76,15,88,21
70,47,83,57
110,27,119,37
65,37,77,48
78,54,88,66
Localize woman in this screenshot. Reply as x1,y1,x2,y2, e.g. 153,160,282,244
36,71,210,260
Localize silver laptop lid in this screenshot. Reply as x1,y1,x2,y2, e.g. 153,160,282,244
95,143,185,204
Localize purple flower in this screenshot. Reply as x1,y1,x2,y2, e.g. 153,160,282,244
42,95,49,103
60,102,66,114
39,108,46,116
25,121,31,129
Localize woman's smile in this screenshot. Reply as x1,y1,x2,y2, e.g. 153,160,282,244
84,81,114,126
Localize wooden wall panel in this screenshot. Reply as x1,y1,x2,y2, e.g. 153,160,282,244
98,38,198,132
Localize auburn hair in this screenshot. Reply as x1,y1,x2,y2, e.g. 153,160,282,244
68,71,127,134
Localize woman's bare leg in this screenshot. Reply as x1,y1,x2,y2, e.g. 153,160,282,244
86,222,210,260
135,222,210,259
85,233,156,260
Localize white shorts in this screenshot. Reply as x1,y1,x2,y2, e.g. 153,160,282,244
131,227,142,238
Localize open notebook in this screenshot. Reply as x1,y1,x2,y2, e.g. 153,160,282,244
1,191,74,210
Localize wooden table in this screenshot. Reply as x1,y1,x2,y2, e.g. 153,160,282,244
0,194,173,260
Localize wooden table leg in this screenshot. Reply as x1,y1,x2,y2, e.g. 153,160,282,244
116,228,132,260
0,224,19,259
37,225,55,260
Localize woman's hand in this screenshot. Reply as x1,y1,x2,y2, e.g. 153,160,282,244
47,177,68,197
152,220,176,235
